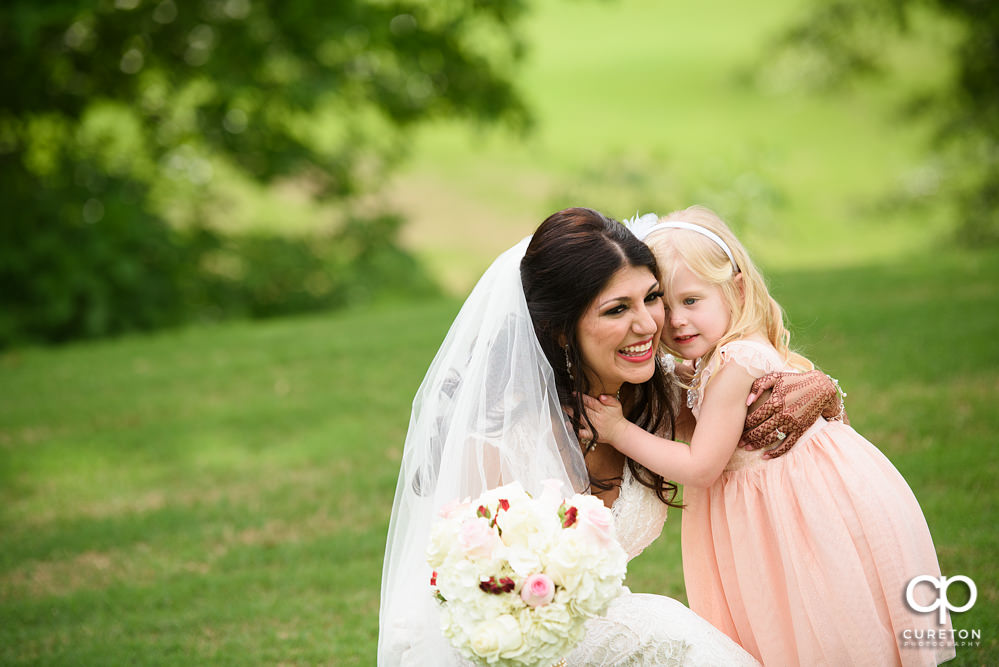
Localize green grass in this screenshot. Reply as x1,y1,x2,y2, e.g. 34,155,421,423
0,301,461,664
2,245,997,664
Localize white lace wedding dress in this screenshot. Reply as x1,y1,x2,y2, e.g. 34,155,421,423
562,465,760,666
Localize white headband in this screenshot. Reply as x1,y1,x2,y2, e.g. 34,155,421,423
623,213,740,273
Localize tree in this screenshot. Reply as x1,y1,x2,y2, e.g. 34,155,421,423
0,0,530,345
767,0,998,244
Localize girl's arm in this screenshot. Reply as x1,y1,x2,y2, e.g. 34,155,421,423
583,361,755,487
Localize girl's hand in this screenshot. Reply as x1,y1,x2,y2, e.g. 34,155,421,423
580,393,629,446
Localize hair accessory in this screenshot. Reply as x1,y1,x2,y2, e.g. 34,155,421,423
659,222,739,272
645,221,740,273
621,212,662,241
623,212,739,273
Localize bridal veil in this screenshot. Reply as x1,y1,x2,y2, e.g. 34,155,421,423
378,238,589,665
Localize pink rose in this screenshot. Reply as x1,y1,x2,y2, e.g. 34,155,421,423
438,497,471,519
458,517,498,559
579,506,614,546
520,573,555,607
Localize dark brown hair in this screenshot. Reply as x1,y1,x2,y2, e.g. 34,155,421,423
521,207,680,507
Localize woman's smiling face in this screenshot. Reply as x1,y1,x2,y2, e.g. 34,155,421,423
575,264,665,395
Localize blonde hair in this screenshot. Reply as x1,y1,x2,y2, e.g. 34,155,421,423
644,205,812,383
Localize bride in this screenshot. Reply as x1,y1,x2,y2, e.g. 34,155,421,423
378,207,834,665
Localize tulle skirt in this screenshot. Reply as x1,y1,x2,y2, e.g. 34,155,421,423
682,420,956,666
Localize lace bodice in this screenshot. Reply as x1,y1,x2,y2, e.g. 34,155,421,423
610,463,669,561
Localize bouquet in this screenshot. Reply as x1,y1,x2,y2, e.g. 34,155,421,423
426,480,628,666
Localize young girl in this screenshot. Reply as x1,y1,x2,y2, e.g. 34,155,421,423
581,206,955,666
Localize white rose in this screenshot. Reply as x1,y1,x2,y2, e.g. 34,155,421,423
546,531,600,590
469,614,522,661
469,624,501,660
426,522,457,568
505,544,542,576
496,502,540,547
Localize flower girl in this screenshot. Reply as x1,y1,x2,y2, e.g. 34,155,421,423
581,206,955,665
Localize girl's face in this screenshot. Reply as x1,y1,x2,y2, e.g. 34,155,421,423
664,261,732,360
575,265,665,395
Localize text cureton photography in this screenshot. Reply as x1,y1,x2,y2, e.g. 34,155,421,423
901,575,981,650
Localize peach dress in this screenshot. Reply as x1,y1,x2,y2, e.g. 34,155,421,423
681,340,955,666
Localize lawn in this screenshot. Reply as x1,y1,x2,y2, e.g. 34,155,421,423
2,245,997,664
0,300,457,664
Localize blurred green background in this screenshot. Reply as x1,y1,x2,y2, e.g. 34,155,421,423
2,0,997,664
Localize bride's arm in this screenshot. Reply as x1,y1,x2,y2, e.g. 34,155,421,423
740,369,843,457
584,362,754,488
